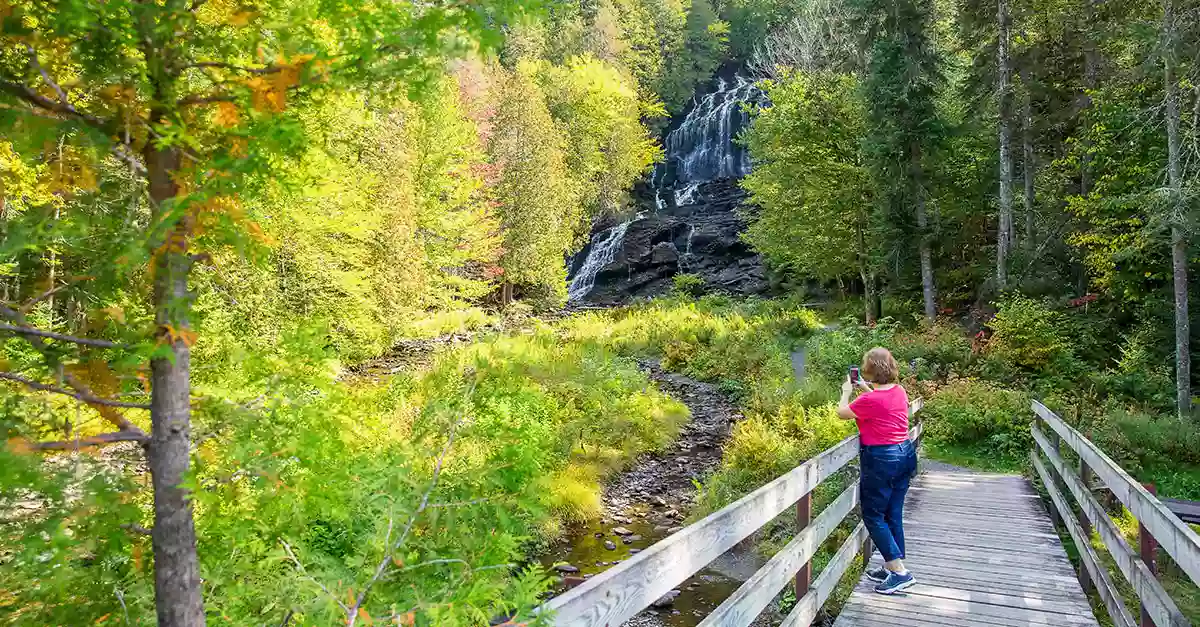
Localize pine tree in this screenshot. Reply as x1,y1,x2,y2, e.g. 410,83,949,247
854,0,946,322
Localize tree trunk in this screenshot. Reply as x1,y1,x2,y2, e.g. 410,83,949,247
1163,0,1191,418
912,142,936,322
996,0,1013,289
862,271,878,325
1079,0,1099,197
1022,66,1036,249
145,136,206,627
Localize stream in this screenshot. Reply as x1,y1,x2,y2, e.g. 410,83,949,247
539,360,784,626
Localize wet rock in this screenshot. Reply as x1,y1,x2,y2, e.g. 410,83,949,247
653,496,667,506
612,527,634,536
654,525,670,532
652,590,681,608
555,564,580,574
630,548,642,554
668,526,683,533
604,540,617,550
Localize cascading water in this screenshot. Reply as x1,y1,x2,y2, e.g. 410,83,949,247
566,72,764,303
654,75,763,189
567,215,640,301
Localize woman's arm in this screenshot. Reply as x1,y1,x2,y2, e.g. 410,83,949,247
837,377,858,420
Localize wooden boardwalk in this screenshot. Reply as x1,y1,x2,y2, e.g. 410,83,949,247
835,469,1101,627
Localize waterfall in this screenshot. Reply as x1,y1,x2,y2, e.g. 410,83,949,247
567,214,640,302
655,76,763,188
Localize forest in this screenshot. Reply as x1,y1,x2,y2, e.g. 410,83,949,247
1,0,1199,624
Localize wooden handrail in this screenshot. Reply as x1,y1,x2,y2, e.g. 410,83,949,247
1032,425,1188,627
541,399,923,627
1031,400,1200,627
1032,401,1200,587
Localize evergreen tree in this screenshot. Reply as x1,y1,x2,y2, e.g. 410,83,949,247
488,63,581,303
853,0,946,322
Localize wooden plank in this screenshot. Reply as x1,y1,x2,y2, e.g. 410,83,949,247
779,523,868,627
540,432,861,626
1164,498,1200,524
1034,400,1200,587
840,601,1090,627
1031,450,1137,627
843,587,1101,626
698,483,859,627
1032,426,1190,627
902,583,1096,615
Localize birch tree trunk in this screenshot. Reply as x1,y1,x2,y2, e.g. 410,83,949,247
996,0,1014,289
1163,0,1191,418
913,142,936,322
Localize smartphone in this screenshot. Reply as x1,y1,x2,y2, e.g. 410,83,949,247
849,366,860,383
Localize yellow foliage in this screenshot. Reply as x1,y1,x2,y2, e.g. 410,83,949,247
214,101,241,127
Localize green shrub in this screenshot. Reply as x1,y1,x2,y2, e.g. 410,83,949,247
672,272,707,296
922,380,1032,462
987,296,1073,372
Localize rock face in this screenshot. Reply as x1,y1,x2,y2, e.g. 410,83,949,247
567,179,766,304
567,69,769,305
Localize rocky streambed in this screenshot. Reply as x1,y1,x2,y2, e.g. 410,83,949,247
539,360,783,626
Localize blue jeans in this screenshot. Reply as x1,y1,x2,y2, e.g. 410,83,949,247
860,440,918,563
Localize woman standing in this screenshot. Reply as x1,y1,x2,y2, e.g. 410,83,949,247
837,347,918,594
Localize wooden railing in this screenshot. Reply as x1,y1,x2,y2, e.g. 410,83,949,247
1030,401,1200,627
540,399,924,627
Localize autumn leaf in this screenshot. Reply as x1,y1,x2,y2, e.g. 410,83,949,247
100,306,126,324
214,101,241,128
132,543,144,572
357,608,374,625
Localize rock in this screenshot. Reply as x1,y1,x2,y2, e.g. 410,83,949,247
668,526,683,533
566,179,768,305
653,496,667,507
654,525,670,532
628,535,643,543
594,532,604,538
629,548,642,554
604,540,617,550
663,509,679,519
612,527,634,536
554,564,579,574
652,590,682,608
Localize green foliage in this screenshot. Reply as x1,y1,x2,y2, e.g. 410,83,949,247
985,295,1073,372
658,0,730,113
671,272,706,296
742,71,874,282
922,379,1032,462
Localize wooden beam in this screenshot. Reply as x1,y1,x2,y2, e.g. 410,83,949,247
1034,401,1200,587
699,483,859,627
780,523,869,627
540,434,861,626
1032,426,1188,627
1031,450,1137,627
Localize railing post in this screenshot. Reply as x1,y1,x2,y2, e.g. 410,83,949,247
1078,458,1094,594
1140,483,1159,627
795,492,812,599
1047,429,1063,527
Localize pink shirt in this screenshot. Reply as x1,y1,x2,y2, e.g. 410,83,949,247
849,386,911,446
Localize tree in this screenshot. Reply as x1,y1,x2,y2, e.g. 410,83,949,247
1161,0,1190,418
996,0,1014,288
488,62,580,303
660,0,730,113
0,0,526,623
854,0,945,322
741,71,883,322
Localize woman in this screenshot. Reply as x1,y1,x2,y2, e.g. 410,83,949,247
837,347,918,594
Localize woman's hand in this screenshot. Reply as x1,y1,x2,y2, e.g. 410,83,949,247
855,378,872,391
841,376,854,395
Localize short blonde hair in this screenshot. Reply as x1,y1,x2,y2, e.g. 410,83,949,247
862,347,899,384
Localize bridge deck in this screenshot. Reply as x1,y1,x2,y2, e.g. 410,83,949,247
834,469,1101,627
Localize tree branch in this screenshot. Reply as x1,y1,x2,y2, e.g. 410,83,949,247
0,323,126,349
33,430,149,450
120,522,154,536
0,79,147,175
176,92,237,107
24,45,68,105
0,371,152,409
182,61,282,75
280,540,350,615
